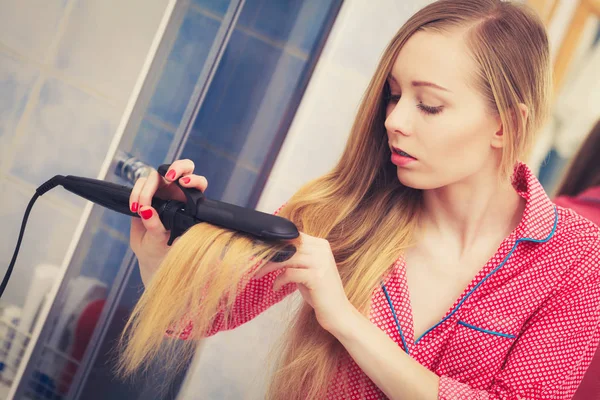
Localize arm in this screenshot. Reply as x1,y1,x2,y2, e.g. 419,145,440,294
330,242,600,400
168,203,297,339
331,305,440,400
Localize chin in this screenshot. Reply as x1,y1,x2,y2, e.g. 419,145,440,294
396,167,444,190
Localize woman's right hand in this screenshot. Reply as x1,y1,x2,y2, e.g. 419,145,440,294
129,159,208,287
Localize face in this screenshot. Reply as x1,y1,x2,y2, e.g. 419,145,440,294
384,28,503,190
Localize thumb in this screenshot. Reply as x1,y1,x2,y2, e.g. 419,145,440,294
138,205,169,245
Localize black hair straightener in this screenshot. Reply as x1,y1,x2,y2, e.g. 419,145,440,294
2,163,298,298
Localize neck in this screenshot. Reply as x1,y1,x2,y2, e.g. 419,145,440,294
420,165,525,257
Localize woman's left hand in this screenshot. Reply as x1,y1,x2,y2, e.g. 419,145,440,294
252,232,354,333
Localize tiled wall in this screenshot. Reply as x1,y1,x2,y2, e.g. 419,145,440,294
177,1,435,399
177,0,336,207
0,0,168,307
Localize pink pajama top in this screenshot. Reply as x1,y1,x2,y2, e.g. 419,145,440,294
170,163,600,399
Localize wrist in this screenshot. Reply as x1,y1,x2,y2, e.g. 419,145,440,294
327,301,362,340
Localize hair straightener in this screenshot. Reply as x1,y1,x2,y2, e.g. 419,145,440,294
2,163,298,298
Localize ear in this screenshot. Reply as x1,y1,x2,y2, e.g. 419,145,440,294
491,103,528,149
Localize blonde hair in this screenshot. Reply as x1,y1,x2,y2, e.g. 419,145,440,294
117,0,552,398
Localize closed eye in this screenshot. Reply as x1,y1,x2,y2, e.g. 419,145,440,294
417,102,443,115
385,94,444,115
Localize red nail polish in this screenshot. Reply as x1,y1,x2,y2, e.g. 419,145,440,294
166,169,176,180
141,209,153,220
181,177,191,184
131,202,138,212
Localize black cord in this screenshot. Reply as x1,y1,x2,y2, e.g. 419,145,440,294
0,193,40,298
1,176,64,299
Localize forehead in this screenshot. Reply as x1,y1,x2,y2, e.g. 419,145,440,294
390,29,477,92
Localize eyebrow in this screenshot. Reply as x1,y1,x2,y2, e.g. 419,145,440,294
387,74,451,93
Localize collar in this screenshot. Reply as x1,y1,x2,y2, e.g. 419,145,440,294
511,162,558,243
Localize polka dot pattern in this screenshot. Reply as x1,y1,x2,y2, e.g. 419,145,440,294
169,163,600,399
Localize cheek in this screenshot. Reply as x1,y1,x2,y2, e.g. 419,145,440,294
433,109,494,158
396,115,495,189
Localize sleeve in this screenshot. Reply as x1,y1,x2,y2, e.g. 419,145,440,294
167,202,297,340
438,241,600,400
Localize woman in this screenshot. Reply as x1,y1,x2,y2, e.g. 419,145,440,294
552,119,600,400
127,0,600,398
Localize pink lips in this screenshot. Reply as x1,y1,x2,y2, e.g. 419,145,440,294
390,146,416,167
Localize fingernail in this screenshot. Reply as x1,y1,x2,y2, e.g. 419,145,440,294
166,169,176,180
181,177,191,184
131,202,138,212
141,208,153,220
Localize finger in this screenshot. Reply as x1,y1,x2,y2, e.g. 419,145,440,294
252,261,285,280
273,268,310,292
129,217,145,251
138,205,168,242
139,170,162,210
253,253,310,280
129,177,146,213
164,159,195,182
179,174,208,192
296,232,326,249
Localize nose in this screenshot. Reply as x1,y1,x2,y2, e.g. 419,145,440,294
384,100,412,137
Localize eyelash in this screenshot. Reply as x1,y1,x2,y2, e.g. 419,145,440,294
385,94,444,115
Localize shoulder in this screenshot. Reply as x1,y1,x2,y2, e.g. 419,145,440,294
547,205,600,282
554,204,599,244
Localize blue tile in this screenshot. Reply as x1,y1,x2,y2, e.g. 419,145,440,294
130,117,175,168
100,207,131,239
192,0,231,16
79,227,129,287
0,52,38,153
237,0,303,44
237,0,334,53
189,30,305,170
180,139,258,206
9,78,119,205
146,9,222,127
285,0,336,54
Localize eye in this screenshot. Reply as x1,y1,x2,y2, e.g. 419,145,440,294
417,101,443,115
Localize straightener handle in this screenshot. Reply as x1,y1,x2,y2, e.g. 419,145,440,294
157,163,205,217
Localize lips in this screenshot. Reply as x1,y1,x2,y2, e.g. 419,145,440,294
391,146,416,159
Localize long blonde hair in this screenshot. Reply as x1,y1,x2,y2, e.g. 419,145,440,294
117,0,551,398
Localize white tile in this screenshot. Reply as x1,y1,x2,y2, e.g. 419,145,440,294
256,177,299,214
0,52,39,157
0,178,80,307
0,0,67,62
9,78,120,205
275,63,369,188
53,0,168,105
328,0,433,76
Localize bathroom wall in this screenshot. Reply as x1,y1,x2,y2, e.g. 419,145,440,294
0,0,169,307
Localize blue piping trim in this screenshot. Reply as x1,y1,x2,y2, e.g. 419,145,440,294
381,283,410,355
457,320,516,339
413,206,558,344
